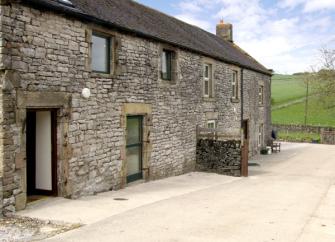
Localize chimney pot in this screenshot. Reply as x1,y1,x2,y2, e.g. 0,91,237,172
216,20,233,42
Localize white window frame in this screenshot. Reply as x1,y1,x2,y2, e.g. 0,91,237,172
258,124,264,147
207,120,216,129
232,70,239,99
258,85,264,105
203,63,213,98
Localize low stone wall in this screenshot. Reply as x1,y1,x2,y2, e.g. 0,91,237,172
196,139,241,176
321,131,335,145
273,124,335,144
273,124,334,134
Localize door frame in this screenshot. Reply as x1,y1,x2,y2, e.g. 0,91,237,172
241,119,249,177
126,115,143,183
26,108,58,196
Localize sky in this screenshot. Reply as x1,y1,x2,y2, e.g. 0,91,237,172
136,0,335,74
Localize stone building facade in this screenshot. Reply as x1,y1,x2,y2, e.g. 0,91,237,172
0,0,271,215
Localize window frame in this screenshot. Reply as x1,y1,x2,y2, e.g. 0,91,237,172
232,70,239,100
161,49,174,81
207,120,216,129
258,85,264,106
203,63,213,98
91,32,112,74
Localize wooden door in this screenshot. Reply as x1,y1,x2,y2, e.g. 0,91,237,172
241,120,249,177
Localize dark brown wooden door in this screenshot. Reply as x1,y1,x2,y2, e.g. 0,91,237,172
241,120,249,177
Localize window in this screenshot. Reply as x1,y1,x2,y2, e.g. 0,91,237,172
204,64,213,97
258,85,264,105
207,120,216,129
92,33,111,73
258,124,264,147
161,50,173,80
232,70,239,99
59,0,73,6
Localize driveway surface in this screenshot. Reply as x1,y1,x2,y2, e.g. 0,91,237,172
18,142,335,242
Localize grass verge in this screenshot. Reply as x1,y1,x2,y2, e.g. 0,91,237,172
278,131,321,143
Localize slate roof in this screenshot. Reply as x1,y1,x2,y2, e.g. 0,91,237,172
25,0,272,75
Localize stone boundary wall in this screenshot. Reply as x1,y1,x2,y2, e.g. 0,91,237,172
196,139,241,177
321,131,335,145
273,124,334,134
273,124,335,144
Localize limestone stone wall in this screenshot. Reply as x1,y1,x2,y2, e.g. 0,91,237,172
243,69,272,156
321,131,335,145
0,2,271,214
196,139,241,176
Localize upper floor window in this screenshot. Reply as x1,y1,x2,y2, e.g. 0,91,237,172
232,70,239,99
258,85,264,105
92,33,111,73
204,64,213,98
161,50,174,80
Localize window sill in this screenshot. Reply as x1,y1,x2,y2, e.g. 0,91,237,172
159,78,177,86
202,97,215,102
231,98,240,103
90,71,115,79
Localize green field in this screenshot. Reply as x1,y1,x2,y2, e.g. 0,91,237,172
271,74,335,127
271,74,306,107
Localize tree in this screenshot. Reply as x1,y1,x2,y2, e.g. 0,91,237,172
312,49,335,109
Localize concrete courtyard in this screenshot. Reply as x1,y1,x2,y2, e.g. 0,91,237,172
18,142,335,242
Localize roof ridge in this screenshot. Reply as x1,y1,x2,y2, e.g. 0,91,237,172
23,0,272,75
129,0,269,72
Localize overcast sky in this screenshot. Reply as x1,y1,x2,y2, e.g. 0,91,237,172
137,0,335,74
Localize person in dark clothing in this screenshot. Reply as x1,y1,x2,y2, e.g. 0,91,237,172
271,129,277,140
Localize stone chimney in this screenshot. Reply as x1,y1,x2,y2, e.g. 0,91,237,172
216,20,233,42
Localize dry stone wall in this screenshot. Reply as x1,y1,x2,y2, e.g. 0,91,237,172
196,139,242,176
273,124,334,134
0,2,271,215
321,131,335,145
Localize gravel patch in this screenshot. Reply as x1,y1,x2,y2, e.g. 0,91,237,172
0,216,82,241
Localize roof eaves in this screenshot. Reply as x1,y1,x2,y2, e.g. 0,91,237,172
24,0,272,76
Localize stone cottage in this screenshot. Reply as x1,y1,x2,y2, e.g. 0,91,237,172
0,0,272,215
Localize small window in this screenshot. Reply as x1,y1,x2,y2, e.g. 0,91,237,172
258,124,264,147
259,85,264,105
92,33,111,73
204,64,213,98
161,50,173,80
232,70,239,99
207,120,216,129
58,0,73,6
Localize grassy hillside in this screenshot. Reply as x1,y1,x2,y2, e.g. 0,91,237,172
272,96,335,126
271,74,306,107
271,74,335,127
